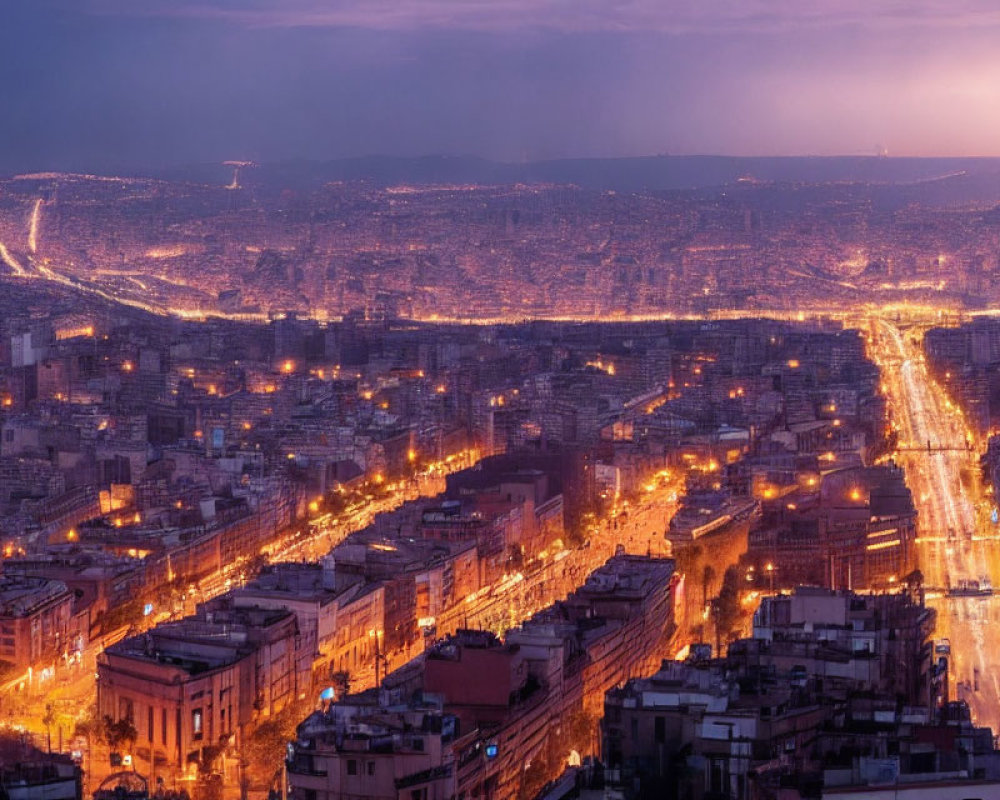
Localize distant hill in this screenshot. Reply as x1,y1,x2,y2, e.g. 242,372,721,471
146,154,1000,195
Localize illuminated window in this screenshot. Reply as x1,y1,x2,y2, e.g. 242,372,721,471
192,708,203,740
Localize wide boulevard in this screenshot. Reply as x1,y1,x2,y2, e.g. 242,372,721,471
871,315,1000,732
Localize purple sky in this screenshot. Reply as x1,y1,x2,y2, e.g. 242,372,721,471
3,0,1000,170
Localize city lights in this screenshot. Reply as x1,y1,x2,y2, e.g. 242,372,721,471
3,51,1000,795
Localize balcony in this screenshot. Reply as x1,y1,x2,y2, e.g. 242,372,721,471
286,756,327,778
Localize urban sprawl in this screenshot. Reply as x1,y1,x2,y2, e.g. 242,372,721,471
1,168,1000,800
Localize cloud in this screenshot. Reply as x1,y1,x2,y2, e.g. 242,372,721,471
79,0,1000,34
9,0,1000,166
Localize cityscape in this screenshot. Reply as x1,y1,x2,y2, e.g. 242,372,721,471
4,3,1000,800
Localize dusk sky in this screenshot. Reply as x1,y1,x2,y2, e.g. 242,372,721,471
4,0,1000,171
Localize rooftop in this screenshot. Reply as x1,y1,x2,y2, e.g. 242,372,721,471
104,606,294,675
0,575,71,617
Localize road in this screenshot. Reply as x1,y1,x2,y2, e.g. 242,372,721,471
28,198,42,254
0,194,268,322
0,453,480,793
350,475,682,693
0,242,27,276
871,316,1000,732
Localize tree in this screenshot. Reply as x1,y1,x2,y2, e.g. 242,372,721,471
102,715,138,755
904,568,924,590
98,597,145,635
244,552,269,580
74,704,104,745
563,710,597,756
331,670,351,698
241,697,312,789
519,750,551,800
904,568,925,603
199,743,226,775
42,703,55,753
702,564,717,610
673,544,703,580
710,565,743,654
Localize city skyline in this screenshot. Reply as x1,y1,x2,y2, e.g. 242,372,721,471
6,3,1000,800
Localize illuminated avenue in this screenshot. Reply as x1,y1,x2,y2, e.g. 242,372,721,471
870,314,1000,734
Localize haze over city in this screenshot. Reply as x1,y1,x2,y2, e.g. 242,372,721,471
4,3,1000,800
6,0,1000,171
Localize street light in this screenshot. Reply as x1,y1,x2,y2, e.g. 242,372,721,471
765,562,775,594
